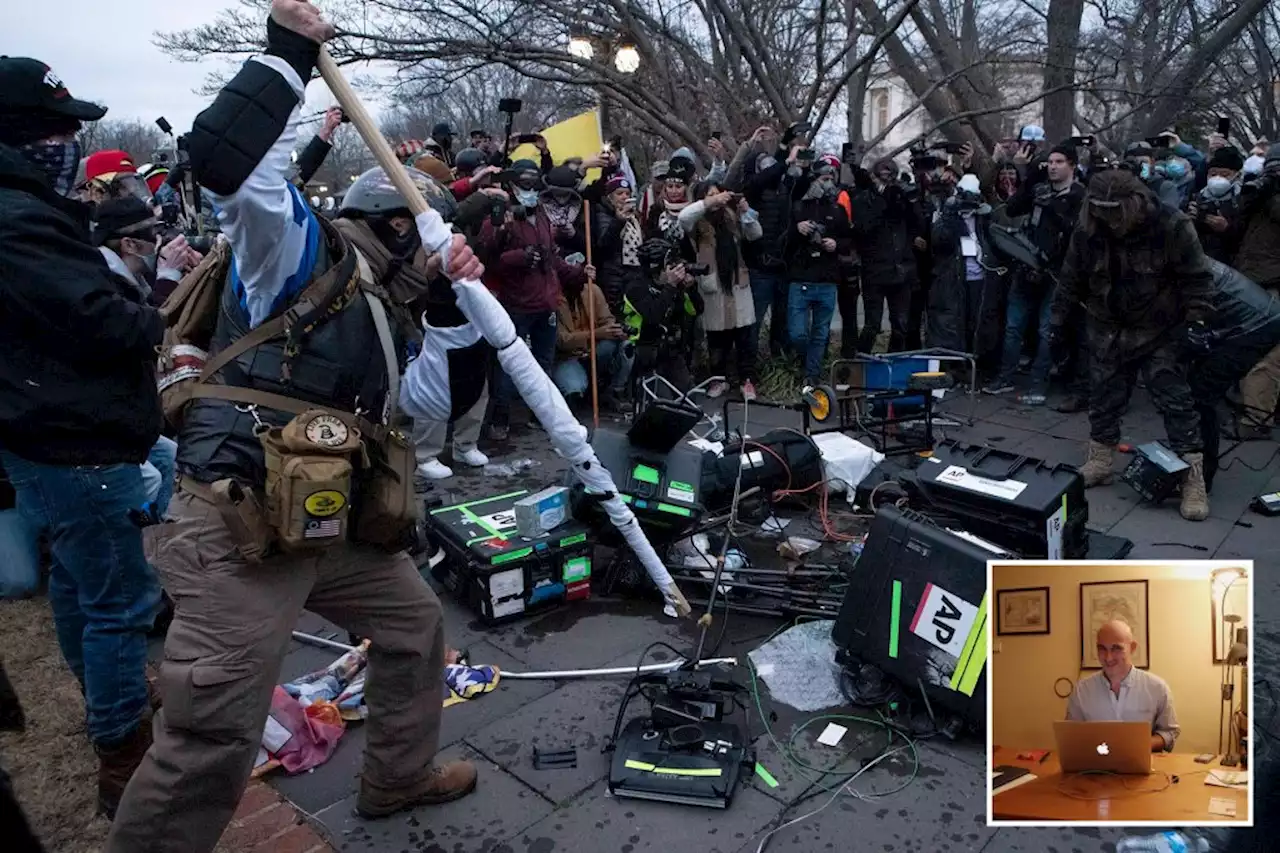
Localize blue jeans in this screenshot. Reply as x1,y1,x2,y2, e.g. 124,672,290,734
553,339,635,396
787,282,839,379
997,277,1053,390
140,435,177,517
0,507,41,599
0,451,160,746
749,270,789,357
493,310,559,424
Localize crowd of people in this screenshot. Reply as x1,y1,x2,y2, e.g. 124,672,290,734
2,1,1280,852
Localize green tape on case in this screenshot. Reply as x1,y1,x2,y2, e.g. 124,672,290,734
491,547,534,565
564,556,591,583
889,580,903,659
754,763,779,788
950,592,989,696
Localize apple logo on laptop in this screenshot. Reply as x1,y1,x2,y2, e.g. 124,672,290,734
1096,743,1110,756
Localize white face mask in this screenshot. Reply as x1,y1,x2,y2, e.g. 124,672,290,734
1244,155,1266,176
1205,176,1233,197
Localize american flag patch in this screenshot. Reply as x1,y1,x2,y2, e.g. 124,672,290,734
304,519,342,539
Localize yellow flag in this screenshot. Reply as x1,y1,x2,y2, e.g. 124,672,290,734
509,109,604,181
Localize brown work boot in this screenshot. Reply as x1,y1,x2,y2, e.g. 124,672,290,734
356,760,478,818
1179,452,1210,522
1078,440,1115,488
96,715,153,820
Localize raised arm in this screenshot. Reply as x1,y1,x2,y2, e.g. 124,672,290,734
187,8,331,328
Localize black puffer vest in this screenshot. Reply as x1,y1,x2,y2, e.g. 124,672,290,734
177,229,403,488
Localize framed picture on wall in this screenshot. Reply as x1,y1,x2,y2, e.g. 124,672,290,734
1080,580,1149,669
996,587,1050,635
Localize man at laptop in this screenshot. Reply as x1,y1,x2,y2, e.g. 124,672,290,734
1066,620,1180,752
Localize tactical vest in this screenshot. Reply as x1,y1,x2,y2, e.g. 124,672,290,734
176,220,400,489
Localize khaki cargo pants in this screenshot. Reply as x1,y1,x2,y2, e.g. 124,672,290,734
1240,340,1280,427
105,489,446,853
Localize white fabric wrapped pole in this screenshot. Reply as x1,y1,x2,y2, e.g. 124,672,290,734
315,50,688,616
411,213,691,618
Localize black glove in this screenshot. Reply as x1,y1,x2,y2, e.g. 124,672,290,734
525,245,546,269
1184,320,1213,355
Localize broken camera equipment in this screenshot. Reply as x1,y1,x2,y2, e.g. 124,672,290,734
1120,441,1188,503
605,651,754,809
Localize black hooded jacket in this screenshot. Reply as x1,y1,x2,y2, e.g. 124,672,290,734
0,143,164,466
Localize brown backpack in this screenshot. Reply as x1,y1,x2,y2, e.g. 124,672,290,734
155,237,232,429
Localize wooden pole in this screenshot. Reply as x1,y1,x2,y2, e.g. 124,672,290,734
316,49,429,219
583,200,599,428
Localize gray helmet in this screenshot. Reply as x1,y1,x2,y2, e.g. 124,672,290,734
454,147,487,175
339,165,458,222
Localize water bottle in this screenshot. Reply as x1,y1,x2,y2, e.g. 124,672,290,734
1115,832,1210,853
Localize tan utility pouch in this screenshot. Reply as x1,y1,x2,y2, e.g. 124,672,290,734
350,290,417,549
260,409,363,553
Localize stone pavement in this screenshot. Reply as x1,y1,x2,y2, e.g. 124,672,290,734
252,386,1277,853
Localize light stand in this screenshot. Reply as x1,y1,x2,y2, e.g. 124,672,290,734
1225,627,1248,767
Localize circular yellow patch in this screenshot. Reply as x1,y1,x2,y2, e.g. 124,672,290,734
305,490,346,517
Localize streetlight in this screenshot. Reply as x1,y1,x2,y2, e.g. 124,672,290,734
568,29,595,60
614,43,640,74
566,29,640,136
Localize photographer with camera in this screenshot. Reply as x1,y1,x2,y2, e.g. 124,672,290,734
93,197,204,307
679,181,763,398
591,173,646,314
928,174,1002,371
849,155,925,353
481,159,593,440
623,238,706,391
787,154,852,385
742,122,814,358
985,143,1086,407
1187,146,1245,263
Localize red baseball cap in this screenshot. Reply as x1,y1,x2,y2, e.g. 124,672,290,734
85,149,136,183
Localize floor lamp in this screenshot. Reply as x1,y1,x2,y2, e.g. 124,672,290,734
1224,626,1249,767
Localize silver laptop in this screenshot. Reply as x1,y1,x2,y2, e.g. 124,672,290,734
1052,720,1152,775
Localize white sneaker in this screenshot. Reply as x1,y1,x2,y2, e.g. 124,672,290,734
455,447,489,468
706,380,728,399
416,458,454,480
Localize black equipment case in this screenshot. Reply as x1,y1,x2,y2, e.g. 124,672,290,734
905,440,1088,558
833,504,1011,722
427,490,594,624
589,426,706,542
702,429,824,513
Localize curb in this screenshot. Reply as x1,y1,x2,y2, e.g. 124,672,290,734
217,780,336,853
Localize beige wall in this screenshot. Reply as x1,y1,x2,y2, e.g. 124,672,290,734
991,563,1250,757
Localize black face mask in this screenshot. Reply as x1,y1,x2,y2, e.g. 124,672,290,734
370,216,422,259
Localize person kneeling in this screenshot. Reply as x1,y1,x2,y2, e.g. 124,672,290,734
553,277,634,412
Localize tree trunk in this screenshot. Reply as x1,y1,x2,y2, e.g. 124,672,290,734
845,0,865,147
1042,0,1085,143
1142,0,1270,135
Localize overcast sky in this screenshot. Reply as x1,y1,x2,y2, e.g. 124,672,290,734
8,2,356,135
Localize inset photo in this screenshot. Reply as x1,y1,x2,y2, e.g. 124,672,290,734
988,560,1253,827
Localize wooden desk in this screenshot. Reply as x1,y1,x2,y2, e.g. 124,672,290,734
991,746,1249,822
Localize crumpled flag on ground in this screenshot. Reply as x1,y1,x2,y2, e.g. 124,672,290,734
254,686,346,776
333,662,501,719
444,663,500,707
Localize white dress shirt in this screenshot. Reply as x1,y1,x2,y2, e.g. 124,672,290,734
1066,667,1180,751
